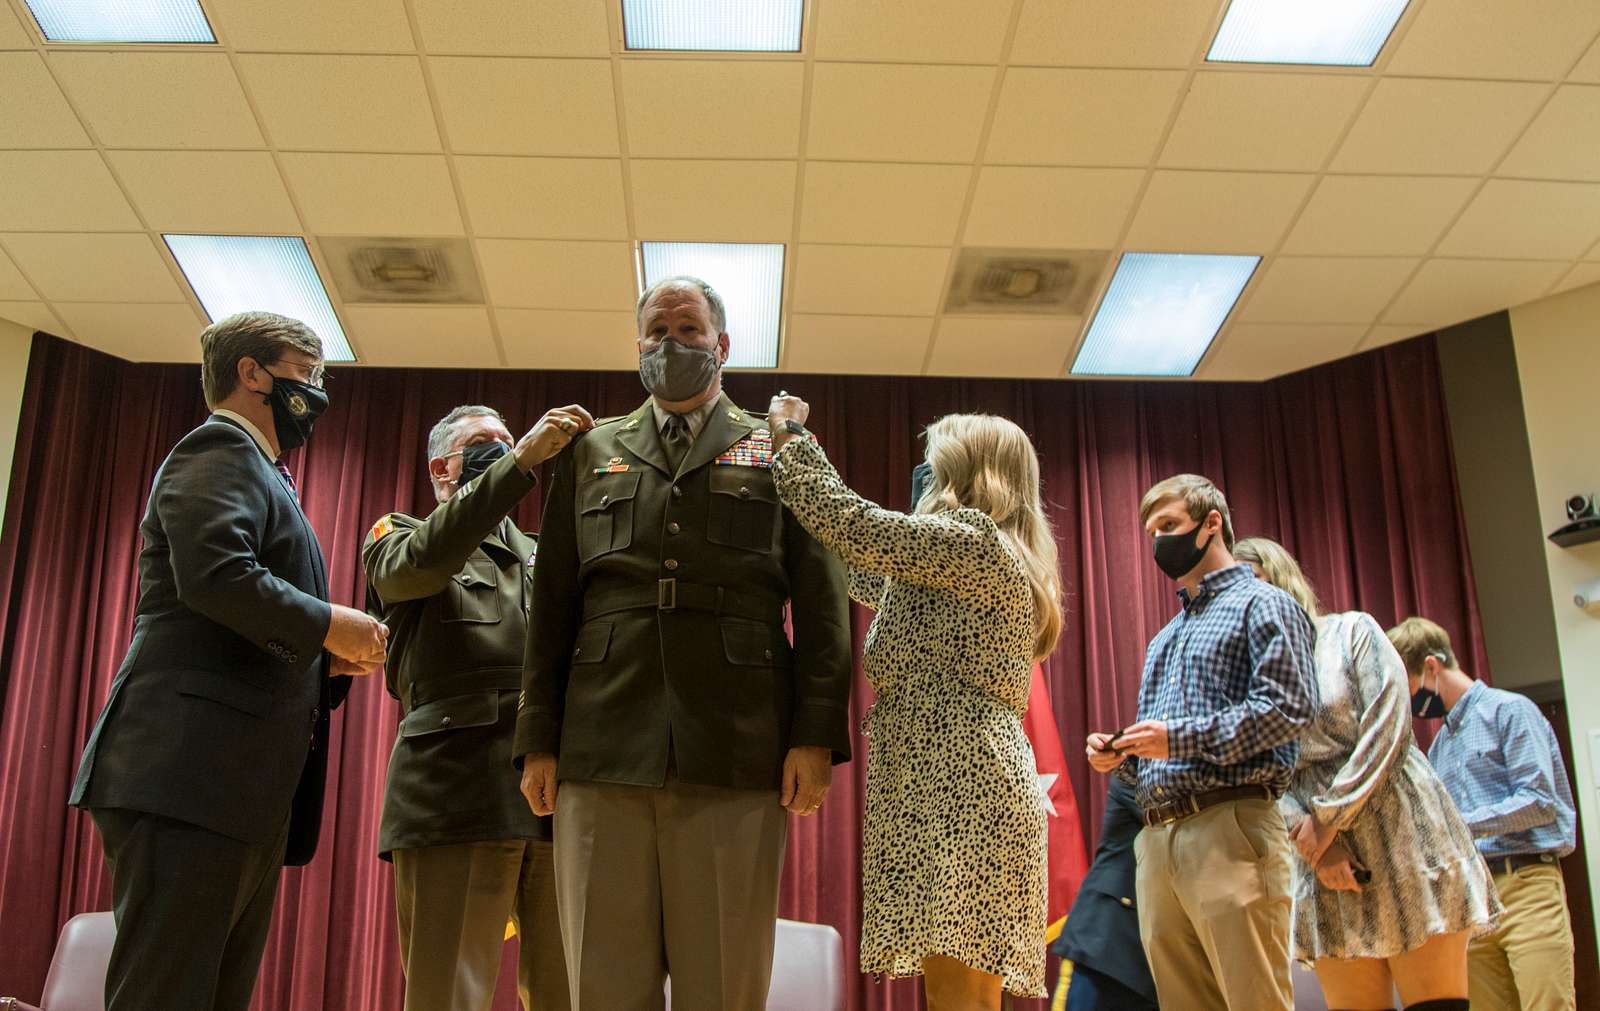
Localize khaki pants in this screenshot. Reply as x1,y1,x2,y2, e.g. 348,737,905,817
1469,863,1576,1011
393,838,569,1011
554,776,788,1011
1133,798,1295,1011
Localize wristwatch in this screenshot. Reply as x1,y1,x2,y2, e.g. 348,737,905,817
781,419,807,437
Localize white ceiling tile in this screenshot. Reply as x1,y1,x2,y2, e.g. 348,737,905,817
621,61,803,159
964,167,1143,249
793,245,951,316
210,0,414,51
1126,171,1314,252
238,55,439,153
1387,0,1600,81
0,245,33,298
0,302,65,335
814,0,1012,63
412,0,610,56
1360,323,1430,350
0,151,140,231
783,315,934,375
0,53,91,148
49,52,262,150
1552,261,1600,294
477,239,635,309
431,58,618,157
3,233,186,302
1572,37,1600,82
1282,175,1479,256
0,4,33,48
808,64,993,163
1160,72,1368,171
927,317,1078,378
1437,180,1600,260
1332,79,1546,174
341,305,498,367
799,162,969,246
1200,324,1368,381
987,68,1185,167
1384,258,1568,325
457,157,626,239
108,151,300,233
54,302,206,362
280,153,463,234
497,309,640,369
630,160,794,241
1010,0,1216,67
1498,86,1600,181
1239,256,1418,324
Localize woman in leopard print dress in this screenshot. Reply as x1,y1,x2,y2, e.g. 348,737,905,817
768,398,1063,1009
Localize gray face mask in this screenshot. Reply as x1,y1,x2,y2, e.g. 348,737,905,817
639,339,720,402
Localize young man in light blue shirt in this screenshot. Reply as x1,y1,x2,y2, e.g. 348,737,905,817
1388,616,1577,1011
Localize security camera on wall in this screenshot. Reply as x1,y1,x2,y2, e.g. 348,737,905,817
1549,491,1600,548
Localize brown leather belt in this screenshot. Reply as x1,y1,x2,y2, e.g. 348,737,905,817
583,579,785,623
1142,784,1277,828
1487,853,1559,876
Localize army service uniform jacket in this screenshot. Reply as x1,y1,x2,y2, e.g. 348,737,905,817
515,393,853,790
364,450,548,858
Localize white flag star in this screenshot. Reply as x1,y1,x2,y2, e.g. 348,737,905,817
1038,772,1059,817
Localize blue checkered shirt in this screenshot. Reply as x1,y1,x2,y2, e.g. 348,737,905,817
1119,564,1318,810
1428,680,1577,859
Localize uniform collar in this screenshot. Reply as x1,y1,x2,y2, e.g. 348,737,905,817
651,396,720,440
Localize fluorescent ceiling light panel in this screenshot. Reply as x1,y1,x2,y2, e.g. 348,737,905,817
24,0,215,43
623,0,803,52
1208,0,1409,66
1071,252,1259,377
639,242,784,369
165,235,355,362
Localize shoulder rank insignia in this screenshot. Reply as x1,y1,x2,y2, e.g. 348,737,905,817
369,514,396,542
715,428,774,469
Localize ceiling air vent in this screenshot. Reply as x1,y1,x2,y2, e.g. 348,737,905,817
943,247,1108,316
319,237,484,304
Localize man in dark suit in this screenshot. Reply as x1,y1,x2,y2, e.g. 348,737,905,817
363,402,591,1011
516,276,854,1010
1051,777,1159,1011
70,311,388,1011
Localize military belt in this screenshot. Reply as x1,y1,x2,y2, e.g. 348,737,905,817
583,579,785,623
404,666,523,712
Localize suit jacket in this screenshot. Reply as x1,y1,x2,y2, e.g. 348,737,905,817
363,450,548,858
71,415,348,866
1051,776,1157,1004
514,394,853,791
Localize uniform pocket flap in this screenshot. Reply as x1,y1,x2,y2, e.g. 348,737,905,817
572,622,613,664
708,467,778,503
401,691,499,738
721,620,783,666
176,670,273,718
579,471,642,514
451,554,498,588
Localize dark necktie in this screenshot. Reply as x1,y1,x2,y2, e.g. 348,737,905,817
662,414,691,473
274,459,299,500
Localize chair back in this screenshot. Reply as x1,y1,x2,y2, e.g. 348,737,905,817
39,912,115,1011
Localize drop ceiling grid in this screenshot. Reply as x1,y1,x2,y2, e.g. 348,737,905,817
0,0,1596,376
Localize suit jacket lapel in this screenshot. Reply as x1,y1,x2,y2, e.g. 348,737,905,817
678,393,753,477
615,399,672,479
209,414,327,597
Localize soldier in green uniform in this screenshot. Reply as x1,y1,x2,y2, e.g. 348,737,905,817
516,276,854,1010
363,401,593,1011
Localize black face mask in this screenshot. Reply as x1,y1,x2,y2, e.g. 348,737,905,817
457,440,509,487
910,461,933,511
1152,521,1215,581
258,365,328,452
1411,665,1447,719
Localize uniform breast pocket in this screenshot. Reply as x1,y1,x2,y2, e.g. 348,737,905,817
706,467,779,553
578,472,640,564
445,555,501,624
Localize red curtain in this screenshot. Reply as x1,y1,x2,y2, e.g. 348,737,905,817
0,333,1486,1011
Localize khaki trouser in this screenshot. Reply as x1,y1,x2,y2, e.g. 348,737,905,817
554,776,788,1011
1133,797,1295,1011
1469,862,1576,1011
393,838,569,1011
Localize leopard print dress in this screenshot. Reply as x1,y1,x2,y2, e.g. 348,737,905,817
772,435,1048,997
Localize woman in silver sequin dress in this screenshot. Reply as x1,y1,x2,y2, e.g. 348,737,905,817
1234,538,1499,1011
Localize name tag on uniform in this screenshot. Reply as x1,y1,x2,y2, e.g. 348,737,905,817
716,430,774,469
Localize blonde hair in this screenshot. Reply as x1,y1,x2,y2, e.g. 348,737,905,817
1233,537,1321,619
1138,473,1235,549
1386,616,1458,676
917,413,1063,660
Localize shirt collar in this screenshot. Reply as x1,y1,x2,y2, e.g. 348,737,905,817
651,396,720,440
1176,562,1254,610
212,409,275,460
1444,679,1486,732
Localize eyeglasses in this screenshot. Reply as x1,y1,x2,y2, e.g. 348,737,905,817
263,357,326,389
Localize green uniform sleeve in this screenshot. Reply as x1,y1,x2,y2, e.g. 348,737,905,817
515,445,581,761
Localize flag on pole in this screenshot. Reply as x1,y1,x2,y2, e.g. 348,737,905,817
1022,663,1089,943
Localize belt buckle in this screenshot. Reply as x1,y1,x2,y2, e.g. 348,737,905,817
657,577,677,611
